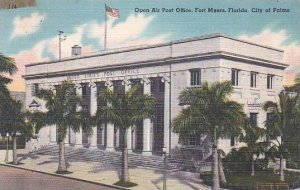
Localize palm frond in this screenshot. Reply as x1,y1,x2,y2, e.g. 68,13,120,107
0,54,17,75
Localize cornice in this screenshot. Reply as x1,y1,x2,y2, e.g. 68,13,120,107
23,51,287,80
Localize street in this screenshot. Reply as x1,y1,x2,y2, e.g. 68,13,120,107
0,165,117,190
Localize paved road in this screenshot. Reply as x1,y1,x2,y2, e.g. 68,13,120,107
0,165,117,190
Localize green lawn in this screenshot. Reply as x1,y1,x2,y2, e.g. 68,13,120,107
201,170,300,190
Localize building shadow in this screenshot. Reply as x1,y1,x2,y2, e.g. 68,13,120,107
18,152,40,162
88,163,118,174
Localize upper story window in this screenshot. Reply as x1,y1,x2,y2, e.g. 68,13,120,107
31,83,39,95
250,113,258,126
267,74,273,89
250,72,258,88
190,69,201,86
159,80,165,92
81,83,88,96
231,69,239,86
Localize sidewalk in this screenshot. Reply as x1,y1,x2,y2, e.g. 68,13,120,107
0,151,210,190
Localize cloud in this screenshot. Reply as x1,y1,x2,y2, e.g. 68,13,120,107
284,71,297,86
239,29,300,85
86,14,169,48
9,40,49,91
8,24,96,91
45,14,169,58
11,12,45,39
9,14,169,91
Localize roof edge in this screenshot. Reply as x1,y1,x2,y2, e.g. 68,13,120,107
25,33,284,67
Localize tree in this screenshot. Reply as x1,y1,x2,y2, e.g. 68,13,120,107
283,78,300,163
0,99,32,164
95,84,156,185
263,91,299,181
32,81,91,173
218,149,226,184
0,53,17,96
0,54,18,116
173,81,247,190
239,124,266,176
0,54,26,164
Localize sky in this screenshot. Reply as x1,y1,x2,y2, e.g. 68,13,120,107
0,0,300,91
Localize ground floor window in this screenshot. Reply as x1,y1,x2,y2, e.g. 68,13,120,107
185,134,201,147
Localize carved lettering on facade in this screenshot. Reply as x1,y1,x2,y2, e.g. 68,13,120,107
66,69,139,81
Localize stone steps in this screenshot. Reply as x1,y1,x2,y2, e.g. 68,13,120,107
34,145,179,171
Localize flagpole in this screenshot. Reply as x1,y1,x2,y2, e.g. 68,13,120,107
104,3,107,50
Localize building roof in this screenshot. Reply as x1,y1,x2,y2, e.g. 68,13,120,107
23,33,288,80
25,33,284,67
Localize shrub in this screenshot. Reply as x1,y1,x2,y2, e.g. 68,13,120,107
223,149,268,173
223,148,250,172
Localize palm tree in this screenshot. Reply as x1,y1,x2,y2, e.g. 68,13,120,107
283,79,300,162
0,54,17,75
263,91,299,181
239,124,266,176
218,149,226,184
95,84,156,185
0,54,18,115
173,81,247,190
0,99,32,164
0,53,23,164
32,81,91,173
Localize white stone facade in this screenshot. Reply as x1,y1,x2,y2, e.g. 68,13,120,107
24,33,287,155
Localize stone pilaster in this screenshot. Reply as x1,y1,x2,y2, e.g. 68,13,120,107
105,80,115,151
89,82,98,149
123,79,133,153
162,76,170,153
141,77,152,155
75,84,83,147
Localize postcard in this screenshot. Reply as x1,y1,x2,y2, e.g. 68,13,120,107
0,0,299,190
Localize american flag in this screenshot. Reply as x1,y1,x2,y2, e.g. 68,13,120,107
105,5,119,18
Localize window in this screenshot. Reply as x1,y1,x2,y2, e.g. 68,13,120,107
250,72,257,88
81,83,87,96
186,134,201,146
159,80,165,92
230,136,235,147
267,74,273,89
231,69,239,86
266,113,274,123
31,83,39,95
250,113,258,126
190,69,201,86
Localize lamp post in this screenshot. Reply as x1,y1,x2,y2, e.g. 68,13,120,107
4,132,9,163
162,146,170,190
29,102,41,152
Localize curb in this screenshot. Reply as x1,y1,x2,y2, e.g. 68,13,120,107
0,163,132,190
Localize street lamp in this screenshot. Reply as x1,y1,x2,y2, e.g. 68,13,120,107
162,146,170,190
4,132,9,163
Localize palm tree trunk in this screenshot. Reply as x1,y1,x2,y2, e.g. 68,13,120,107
57,139,67,172
12,136,18,164
251,155,255,176
212,127,220,190
218,155,226,183
121,128,130,183
280,154,284,181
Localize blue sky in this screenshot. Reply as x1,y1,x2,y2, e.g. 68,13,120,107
0,0,299,91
